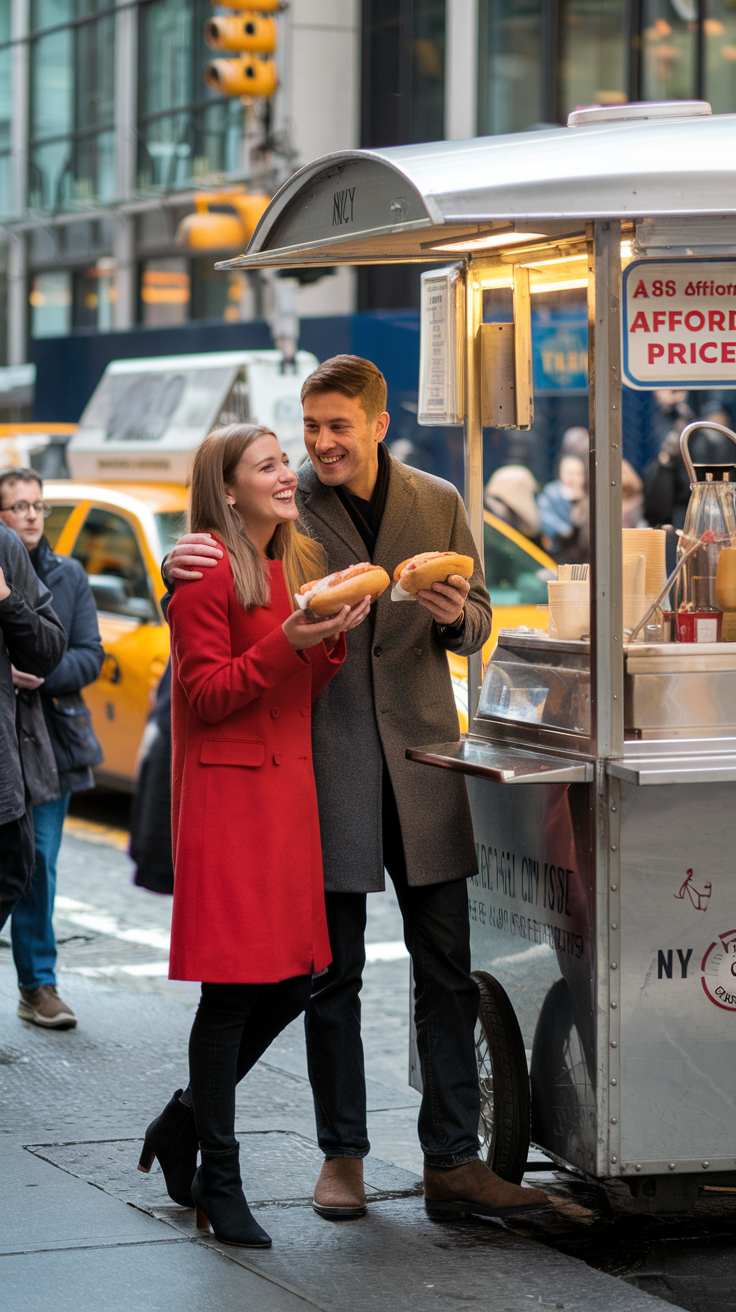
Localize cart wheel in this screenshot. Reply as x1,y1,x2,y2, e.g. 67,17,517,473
530,977,596,1163
472,970,530,1185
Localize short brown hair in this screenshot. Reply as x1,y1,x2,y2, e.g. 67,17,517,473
301,355,387,423
0,467,42,505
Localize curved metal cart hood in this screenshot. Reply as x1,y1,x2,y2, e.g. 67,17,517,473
219,109,736,271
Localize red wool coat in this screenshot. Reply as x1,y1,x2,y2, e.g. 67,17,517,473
167,550,344,984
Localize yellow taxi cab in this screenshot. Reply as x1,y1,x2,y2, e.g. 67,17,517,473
43,489,554,785
44,481,187,789
448,510,555,732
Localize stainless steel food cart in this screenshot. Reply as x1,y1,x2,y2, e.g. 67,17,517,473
221,101,736,1211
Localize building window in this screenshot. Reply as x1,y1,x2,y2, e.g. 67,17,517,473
73,259,115,332
29,270,72,337
137,0,243,192
139,258,191,327
478,0,544,135
558,0,626,123
27,0,116,211
361,0,445,148
641,0,697,102
0,0,11,216
705,0,736,113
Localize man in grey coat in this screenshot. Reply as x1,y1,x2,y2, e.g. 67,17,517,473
0,519,66,930
165,356,547,1222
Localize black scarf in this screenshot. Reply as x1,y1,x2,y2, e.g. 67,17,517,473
335,443,390,560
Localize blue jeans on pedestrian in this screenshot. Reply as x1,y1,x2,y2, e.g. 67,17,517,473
11,794,71,991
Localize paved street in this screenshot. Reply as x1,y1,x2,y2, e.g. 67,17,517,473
1,795,735,1311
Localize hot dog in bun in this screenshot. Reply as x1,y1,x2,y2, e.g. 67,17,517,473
393,551,473,596
296,562,390,617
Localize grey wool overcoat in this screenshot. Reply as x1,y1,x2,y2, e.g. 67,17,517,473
296,453,492,894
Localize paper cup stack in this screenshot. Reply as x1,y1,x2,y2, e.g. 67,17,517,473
547,579,590,639
622,528,667,632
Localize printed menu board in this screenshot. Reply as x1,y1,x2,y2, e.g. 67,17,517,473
418,266,464,425
623,258,736,389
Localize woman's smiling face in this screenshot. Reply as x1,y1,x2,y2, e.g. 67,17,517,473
225,433,299,545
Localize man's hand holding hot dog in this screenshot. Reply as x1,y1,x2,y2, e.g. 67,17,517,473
415,575,470,627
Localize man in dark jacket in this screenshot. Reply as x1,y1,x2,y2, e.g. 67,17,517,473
0,468,103,1029
0,517,66,930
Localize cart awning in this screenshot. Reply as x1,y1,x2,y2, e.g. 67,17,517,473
218,112,736,271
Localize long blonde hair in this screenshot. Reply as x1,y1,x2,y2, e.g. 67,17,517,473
189,424,326,610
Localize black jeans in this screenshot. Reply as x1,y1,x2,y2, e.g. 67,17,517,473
189,975,312,1152
305,771,480,1169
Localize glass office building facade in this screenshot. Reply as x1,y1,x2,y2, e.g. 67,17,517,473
4,0,736,361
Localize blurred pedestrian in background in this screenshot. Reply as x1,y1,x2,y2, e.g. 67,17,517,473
483,464,541,542
621,459,645,530
0,513,66,933
129,660,174,896
537,427,590,561
0,468,103,1031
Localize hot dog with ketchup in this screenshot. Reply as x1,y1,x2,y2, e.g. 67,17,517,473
296,562,390,618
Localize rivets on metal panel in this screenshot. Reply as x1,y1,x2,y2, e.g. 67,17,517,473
702,1162,710,1169
611,923,617,930
611,1001,617,1009
611,883,617,891
611,1156,617,1164
611,962,618,969
611,805,617,812
611,844,617,851
611,1041,618,1048
611,1079,617,1086
611,1118,618,1124
635,1164,642,1172
668,1163,676,1171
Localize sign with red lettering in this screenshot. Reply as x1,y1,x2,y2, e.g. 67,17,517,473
623,258,736,389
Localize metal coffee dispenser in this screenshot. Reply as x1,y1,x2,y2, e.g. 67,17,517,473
677,420,736,617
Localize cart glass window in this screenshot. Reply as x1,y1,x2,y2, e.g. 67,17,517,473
72,507,156,620
484,519,552,605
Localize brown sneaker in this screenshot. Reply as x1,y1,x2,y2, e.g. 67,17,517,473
312,1157,367,1219
18,985,77,1030
424,1159,549,1221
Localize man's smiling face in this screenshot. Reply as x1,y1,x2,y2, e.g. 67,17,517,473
302,390,389,498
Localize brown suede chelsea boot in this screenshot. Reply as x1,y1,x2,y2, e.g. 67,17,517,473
312,1157,367,1219
424,1159,549,1220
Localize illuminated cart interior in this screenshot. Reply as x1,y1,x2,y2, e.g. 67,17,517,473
222,103,736,1211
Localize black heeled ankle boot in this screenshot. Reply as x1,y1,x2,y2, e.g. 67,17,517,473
138,1088,199,1207
192,1144,271,1248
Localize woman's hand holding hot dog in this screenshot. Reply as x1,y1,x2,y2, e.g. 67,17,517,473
283,596,372,651
416,575,470,626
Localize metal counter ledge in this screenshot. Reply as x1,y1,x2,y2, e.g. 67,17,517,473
405,737,593,784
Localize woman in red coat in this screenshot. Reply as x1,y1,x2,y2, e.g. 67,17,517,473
138,424,369,1249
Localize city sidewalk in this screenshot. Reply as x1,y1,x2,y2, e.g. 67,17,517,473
0,955,672,1312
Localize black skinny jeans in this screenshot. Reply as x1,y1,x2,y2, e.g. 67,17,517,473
305,770,481,1169
189,976,312,1152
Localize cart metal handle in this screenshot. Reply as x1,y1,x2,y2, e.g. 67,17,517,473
679,420,736,485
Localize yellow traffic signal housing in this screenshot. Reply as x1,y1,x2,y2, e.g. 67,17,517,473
176,190,270,252
205,55,278,98
215,0,280,9
205,13,277,53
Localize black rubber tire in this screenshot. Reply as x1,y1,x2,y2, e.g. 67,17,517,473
472,970,530,1186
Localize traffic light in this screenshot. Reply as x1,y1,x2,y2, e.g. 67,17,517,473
205,5,279,100
176,190,270,252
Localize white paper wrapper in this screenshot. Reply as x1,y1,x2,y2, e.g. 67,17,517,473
391,579,416,602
